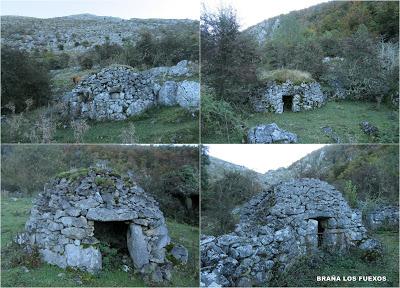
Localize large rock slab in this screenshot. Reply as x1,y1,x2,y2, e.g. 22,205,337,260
176,80,200,110
127,224,150,269
86,208,138,221
247,123,298,143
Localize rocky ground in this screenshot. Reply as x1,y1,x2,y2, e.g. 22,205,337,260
1,14,197,53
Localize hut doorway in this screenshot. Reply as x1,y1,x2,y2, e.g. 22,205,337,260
316,218,329,247
93,221,129,254
283,95,294,112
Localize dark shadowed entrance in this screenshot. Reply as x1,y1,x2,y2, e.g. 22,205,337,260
93,221,129,253
283,95,293,112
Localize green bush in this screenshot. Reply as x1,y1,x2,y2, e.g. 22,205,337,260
343,180,358,208
201,90,245,143
42,52,70,70
1,46,51,113
78,54,94,69
98,243,120,271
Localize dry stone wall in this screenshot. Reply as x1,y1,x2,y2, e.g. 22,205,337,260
252,80,326,113
63,60,199,120
201,178,382,287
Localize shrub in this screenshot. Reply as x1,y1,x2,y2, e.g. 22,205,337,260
119,123,138,143
201,90,245,142
78,54,94,69
343,180,358,208
257,68,315,85
70,119,90,143
1,46,51,113
43,52,70,70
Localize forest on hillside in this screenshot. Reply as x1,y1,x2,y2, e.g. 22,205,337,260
201,144,399,236
1,145,199,225
201,1,399,143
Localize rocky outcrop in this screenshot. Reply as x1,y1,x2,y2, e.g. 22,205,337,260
201,179,382,287
63,61,199,120
16,167,175,282
247,123,298,143
359,121,379,137
252,80,326,113
1,15,197,53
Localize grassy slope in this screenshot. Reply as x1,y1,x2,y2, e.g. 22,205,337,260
1,196,199,287
1,66,199,144
1,106,199,144
203,100,399,144
271,230,399,287
55,106,199,143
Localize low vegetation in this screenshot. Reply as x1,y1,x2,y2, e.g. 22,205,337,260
202,100,399,143
1,195,199,287
270,231,399,287
257,68,314,84
1,106,198,144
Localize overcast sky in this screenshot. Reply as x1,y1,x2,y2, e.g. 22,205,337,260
207,144,327,173
1,0,200,20
202,0,330,29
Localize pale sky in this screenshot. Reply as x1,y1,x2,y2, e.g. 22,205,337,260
0,0,200,20
202,0,330,29
207,144,327,173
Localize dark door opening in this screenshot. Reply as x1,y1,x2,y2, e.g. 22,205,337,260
314,217,329,247
283,95,294,112
93,221,129,254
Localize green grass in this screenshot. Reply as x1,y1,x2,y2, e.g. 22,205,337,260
1,106,198,143
1,195,199,287
203,100,399,143
257,68,315,84
270,230,399,287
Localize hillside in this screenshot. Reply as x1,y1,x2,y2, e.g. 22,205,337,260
1,14,198,53
245,1,399,44
207,156,263,183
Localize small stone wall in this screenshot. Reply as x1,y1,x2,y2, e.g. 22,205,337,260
17,167,172,282
365,206,399,230
64,60,199,121
201,179,382,287
252,80,326,113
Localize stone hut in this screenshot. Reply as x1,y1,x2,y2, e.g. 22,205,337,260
17,167,173,282
252,81,326,113
201,179,382,287
64,61,199,121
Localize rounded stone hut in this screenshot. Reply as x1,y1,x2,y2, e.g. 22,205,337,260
64,61,199,121
252,80,326,113
201,178,382,287
17,167,172,281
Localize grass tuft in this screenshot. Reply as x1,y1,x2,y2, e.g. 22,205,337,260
257,68,315,85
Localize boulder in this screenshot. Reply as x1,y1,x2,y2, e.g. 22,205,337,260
247,123,298,143
176,80,200,110
358,239,383,261
359,121,379,137
127,224,150,269
170,244,189,264
158,81,178,106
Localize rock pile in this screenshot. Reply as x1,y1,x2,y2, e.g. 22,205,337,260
201,178,382,287
364,205,399,230
16,167,177,282
64,61,199,120
252,80,326,113
247,123,298,143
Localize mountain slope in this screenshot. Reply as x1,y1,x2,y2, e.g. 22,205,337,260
245,1,399,44
1,14,198,53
